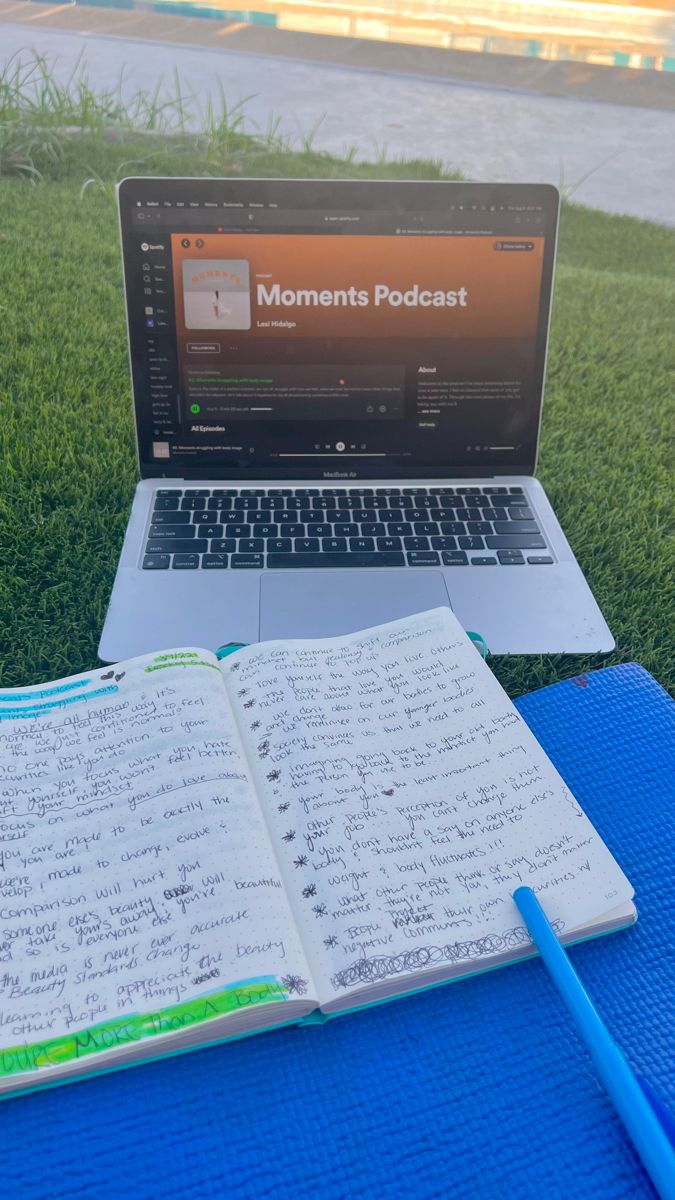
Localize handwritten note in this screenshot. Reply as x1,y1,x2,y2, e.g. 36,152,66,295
223,608,633,1003
0,649,312,1072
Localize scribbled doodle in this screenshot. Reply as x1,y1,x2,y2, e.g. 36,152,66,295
267,769,281,782
302,884,317,899
293,855,308,868
312,904,328,917
323,935,338,949
282,830,296,843
330,920,565,988
281,974,309,997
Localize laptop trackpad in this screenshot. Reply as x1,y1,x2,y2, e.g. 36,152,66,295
259,570,451,640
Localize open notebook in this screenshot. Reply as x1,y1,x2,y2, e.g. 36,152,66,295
0,607,635,1095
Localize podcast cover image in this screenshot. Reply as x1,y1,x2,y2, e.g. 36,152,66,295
182,259,251,330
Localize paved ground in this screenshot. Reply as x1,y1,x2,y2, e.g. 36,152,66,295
2,7,675,224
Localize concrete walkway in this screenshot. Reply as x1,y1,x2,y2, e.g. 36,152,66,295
2,16,674,224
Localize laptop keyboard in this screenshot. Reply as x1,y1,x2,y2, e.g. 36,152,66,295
142,486,553,569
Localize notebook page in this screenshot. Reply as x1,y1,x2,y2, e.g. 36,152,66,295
222,609,633,1006
0,649,313,1082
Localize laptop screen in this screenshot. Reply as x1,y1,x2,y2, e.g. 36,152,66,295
119,178,559,480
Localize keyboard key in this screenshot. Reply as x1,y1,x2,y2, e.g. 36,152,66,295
376,487,401,495
464,509,483,521
407,551,441,566
310,524,333,538
284,524,305,538
295,488,319,497
527,556,554,564
361,523,386,537
322,537,347,552
277,511,299,524
493,520,539,534
183,489,209,497
351,509,371,523
471,556,497,565
234,497,259,511
150,510,191,525
458,536,485,550
149,524,196,540
212,489,238,497
210,539,236,553
403,509,429,522
413,495,439,509
253,524,278,538
349,537,375,552
387,496,408,508
430,487,455,495
284,498,305,510
497,495,529,507
497,551,525,564
268,538,292,553
457,487,480,494
192,510,220,525
349,487,373,495
266,552,405,568
225,524,251,539
483,508,507,522
172,554,200,569
157,489,181,497
239,539,264,553
198,524,224,539
180,497,206,511
414,522,440,536
431,536,457,550
440,522,466,536
153,496,180,511
467,522,492,535
387,522,412,537
142,554,170,569
508,508,535,521
377,536,402,551
486,535,546,550
231,554,264,569
146,539,208,554
267,496,287,510
404,536,430,551
509,486,524,493
442,551,469,565
295,538,320,552
334,523,359,537
312,497,337,509
483,486,508,494
240,489,266,497
209,497,233,510
321,488,347,496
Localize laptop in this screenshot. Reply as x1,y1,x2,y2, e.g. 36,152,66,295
98,176,614,661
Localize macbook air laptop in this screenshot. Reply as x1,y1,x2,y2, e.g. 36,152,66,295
99,177,614,661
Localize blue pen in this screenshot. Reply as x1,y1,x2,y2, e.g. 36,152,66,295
513,886,675,1200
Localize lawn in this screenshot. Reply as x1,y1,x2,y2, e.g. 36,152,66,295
0,91,673,697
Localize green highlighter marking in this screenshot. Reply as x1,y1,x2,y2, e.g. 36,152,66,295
0,978,287,1078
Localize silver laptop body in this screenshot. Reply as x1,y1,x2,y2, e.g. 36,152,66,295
99,177,613,661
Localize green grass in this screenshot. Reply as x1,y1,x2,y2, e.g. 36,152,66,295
0,59,673,696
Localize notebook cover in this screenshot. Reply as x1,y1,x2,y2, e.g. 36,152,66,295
1,663,672,1199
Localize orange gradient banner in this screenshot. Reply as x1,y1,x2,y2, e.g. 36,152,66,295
172,233,544,339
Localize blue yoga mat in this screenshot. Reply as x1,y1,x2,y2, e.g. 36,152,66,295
1,663,672,1199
